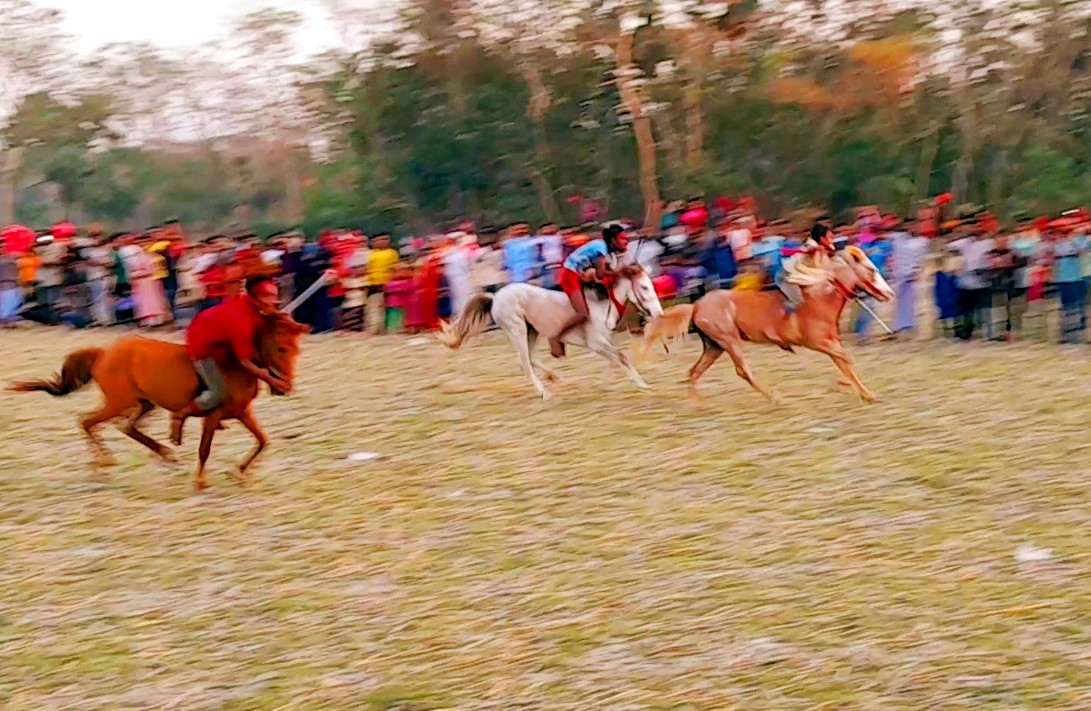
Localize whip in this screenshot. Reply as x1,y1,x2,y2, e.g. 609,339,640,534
283,271,333,314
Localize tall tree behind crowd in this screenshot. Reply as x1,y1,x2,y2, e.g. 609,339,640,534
1,0,1089,229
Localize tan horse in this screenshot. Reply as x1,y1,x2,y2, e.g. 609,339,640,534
10,313,308,491
647,246,894,404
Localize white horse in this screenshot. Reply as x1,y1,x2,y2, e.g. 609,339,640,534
438,265,664,400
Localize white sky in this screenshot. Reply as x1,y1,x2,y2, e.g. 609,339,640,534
39,0,341,54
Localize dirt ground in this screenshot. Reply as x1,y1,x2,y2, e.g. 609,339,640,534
2,327,1091,710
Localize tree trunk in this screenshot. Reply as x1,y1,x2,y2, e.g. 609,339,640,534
0,148,22,225
911,122,940,207
683,81,704,176
615,30,662,232
520,63,560,223
527,166,559,223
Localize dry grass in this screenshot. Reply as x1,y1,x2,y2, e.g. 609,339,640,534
2,327,1091,710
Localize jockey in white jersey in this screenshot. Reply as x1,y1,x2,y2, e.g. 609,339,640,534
776,222,838,314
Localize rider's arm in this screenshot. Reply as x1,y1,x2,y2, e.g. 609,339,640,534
231,328,288,390
236,357,286,390
593,254,610,280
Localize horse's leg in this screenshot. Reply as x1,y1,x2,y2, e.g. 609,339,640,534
120,399,174,462
80,401,131,469
194,411,223,492
827,353,877,403
686,337,722,407
688,331,723,385
814,341,877,403
233,407,268,485
526,329,560,384
506,317,549,399
587,329,648,390
722,340,780,405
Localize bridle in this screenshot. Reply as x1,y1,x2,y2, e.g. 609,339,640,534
613,272,654,318
829,253,869,301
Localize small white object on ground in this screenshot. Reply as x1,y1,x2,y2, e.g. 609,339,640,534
407,337,430,346
807,426,834,434
1015,545,1053,563
347,451,383,462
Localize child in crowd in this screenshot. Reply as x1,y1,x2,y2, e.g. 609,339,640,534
198,259,227,312
383,265,414,334
340,264,366,332
933,246,962,337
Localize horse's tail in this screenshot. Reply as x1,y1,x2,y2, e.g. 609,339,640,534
636,304,694,359
437,293,495,349
9,348,103,396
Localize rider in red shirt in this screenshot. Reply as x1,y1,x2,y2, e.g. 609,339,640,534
170,275,289,445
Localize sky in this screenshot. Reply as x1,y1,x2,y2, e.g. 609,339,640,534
39,0,341,54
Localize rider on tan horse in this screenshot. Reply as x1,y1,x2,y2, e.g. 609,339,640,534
640,228,894,404
776,223,838,313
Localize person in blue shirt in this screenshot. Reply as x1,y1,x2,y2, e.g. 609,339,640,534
699,229,737,290
551,224,629,357
854,230,893,341
501,223,536,284
1051,227,1088,342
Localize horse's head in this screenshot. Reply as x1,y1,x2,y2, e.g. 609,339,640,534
257,313,310,396
615,263,665,318
834,246,895,302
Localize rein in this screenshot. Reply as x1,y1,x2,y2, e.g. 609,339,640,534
830,275,856,301
606,285,627,323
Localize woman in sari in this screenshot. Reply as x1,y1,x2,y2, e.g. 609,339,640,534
406,239,442,333
120,237,170,327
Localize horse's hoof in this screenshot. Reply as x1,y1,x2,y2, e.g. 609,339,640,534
193,480,209,493
540,390,551,401
634,381,650,391
231,469,252,486
861,394,879,404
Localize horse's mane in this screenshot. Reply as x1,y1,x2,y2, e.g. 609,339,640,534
583,264,644,302
586,282,611,301
786,257,831,288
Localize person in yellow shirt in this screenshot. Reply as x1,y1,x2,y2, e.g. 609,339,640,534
365,233,400,335
732,260,765,291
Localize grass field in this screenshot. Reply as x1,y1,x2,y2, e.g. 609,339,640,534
2,327,1091,710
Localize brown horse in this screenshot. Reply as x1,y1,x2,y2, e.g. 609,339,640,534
10,313,308,491
649,246,894,404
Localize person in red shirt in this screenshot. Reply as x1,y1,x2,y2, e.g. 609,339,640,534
170,275,289,445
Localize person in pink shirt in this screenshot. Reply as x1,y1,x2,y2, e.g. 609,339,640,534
383,266,414,334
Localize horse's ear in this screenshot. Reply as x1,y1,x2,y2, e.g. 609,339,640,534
282,317,310,335
270,312,310,335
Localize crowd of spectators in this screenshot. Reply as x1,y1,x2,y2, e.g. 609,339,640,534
1,201,1089,345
